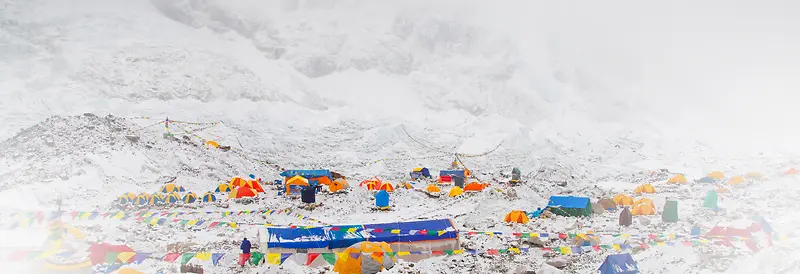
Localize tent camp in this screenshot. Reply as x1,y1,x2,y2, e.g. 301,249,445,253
667,174,687,184
280,170,333,180
599,253,639,274
260,219,459,265
410,168,432,180
546,196,592,217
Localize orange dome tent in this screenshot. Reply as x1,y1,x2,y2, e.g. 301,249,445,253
708,171,725,180
634,183,656,194
631,198,656,215
329,178,349,193
504,210,530,224
464,182,485,192
667,174,687,184
397,182,413,190
333,241,395,274
727,176,745,185
229,186,258,199
378,182,395,192
230,177,247,188
784,168,799,175
613,194,634,206
244,180,265,192
285,175,310,195
425,184,440,193
360,177,382,191
205,140,219,149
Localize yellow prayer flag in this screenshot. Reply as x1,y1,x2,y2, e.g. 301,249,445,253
486,232,494,237
438,230,446,236
80,212,92,219
113,212,125,219
612,244,621,250
621,234,630,238
668,233,676,240
397,251,411,256
228,222,238,228
577,233,586,237
508,247,520,254
453,250,464,255
267,253,281,265
40,250,59,258
142,212,153,218
530,233,539,238
187,220,198,226
195,252,211,261
559,246,571,255
149,218,159,226
656,242,666,246
118,252,136,263
391,229,401,234
347,227,357,233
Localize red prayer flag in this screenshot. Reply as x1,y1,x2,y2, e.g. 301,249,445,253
306,253,320,266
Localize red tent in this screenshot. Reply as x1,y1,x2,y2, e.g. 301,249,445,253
87,243,135,265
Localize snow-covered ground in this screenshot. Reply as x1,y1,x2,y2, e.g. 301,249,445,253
2,0,800,273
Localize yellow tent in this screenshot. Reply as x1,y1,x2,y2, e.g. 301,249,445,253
333,242,395,274
634,183,656,194
503,210,529,224
745,172,763,179
230,177,247,188
631,198,656,215
205,140,219,148
285,175,310,195
708,171,725,180
613,194,634,206
727,176,745,185
448,186,464,197
425,184,440,193
667,174,687,184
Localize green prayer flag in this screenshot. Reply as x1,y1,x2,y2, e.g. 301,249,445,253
27,251,41,259
322,253,337,265
105,252,120,264
498,249,508,254
521,233,530,238
427,230,437,236
443,250,454,255
180,253,196,264
385,252,396,257
567,233,576,238
250,252,265,266
179,220,189,226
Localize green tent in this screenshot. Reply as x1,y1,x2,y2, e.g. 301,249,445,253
546,196,593,217
662,200,679,222
703,190,718,209
511,167,521,182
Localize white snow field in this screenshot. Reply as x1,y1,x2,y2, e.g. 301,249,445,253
2,0,800,273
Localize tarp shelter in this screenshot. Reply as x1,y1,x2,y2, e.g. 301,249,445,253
546,196,592,217
201,192,217,202
286,176,310,195
708,171,725,180
631,198,655,215
281,170,332,180
214,183,232,192
706,219,763,251
592,203,606,214
667,174,687,184
599,253,639,274
397,182,413,190
619,207,632,226
329,178,349,193
504,210,529,224
703,190,718,209
448,186,463,197
634,183,656,194
464,182,485,192
438,175,452,183
160,183,185,193
375,190,390,209
301,186,316,203
410,167,432,180
662,200,679,222
425,184,440,193
333,241,396,274
697,176,716,183
613,194,634,206
728,176,745,185
230,177,247,188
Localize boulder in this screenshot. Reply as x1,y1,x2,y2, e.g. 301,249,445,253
545,257,570,269
540,262,566,274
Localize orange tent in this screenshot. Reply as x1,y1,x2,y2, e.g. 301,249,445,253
397,182,413,189
425,184,440,193
784,168,799,175
285,175,309,195
228,186,258,199
634,183,656,194
379,182,395,192
310,176,332,186
613,194,634,206
631,198,656,215
360,177,382,191
329,179,348,193
504,210,529,224
464,182,485,192
708,171,725,180
230,177,247,188
727,176,745,185
244,180,265,192
667,174,687,184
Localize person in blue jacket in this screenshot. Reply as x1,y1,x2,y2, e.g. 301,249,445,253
239,238,251,267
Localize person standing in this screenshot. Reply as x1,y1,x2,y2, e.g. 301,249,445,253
239,238,251,267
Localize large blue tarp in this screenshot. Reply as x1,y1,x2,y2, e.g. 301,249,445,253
599,253,638,274
364,219,458,243
265,219,457,249
547,196,591,209
439,170,465,178
280,170,332,179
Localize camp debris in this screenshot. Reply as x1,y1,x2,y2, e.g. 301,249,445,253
510,167,521,184
504,210,529,224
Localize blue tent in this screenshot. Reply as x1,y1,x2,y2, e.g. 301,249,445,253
411,168,432,180
280,170,332,179
599,253,638,274
439,170,465,178
697,176,716,183
546,196,592,217
375,190,390,208
363,219,458,243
